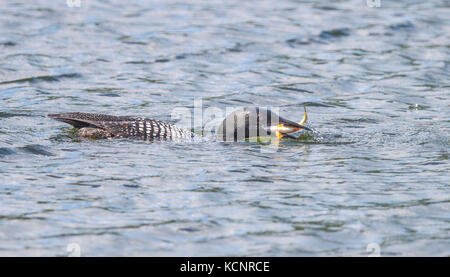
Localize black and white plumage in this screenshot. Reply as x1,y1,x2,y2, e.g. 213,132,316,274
48,112,193,141
48,108,311,142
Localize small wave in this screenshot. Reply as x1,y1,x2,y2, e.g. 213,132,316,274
318,28,351,40
389,21,415,31
0,112,33,118
0,147,16,158
0,73,82,85
18,144,55,156
276,86,315,94
0,41,17,47
287,28,351,46
125,43,252,65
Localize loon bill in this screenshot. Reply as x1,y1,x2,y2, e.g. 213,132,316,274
48,107,311,141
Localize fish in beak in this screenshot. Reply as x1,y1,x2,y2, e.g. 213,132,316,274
266,107,311,139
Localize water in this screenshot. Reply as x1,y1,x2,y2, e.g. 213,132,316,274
0,0,449,256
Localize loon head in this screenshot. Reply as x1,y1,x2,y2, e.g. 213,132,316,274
217,107,311,141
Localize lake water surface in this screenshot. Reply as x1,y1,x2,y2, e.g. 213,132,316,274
0,0,449,256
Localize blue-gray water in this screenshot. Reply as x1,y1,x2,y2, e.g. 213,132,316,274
0,0,449,256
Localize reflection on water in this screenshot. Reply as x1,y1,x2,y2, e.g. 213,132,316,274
0,0,449,256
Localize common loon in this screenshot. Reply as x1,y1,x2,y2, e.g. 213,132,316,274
48,107,311,141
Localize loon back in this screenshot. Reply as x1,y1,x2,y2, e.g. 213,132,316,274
48,112,193,141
